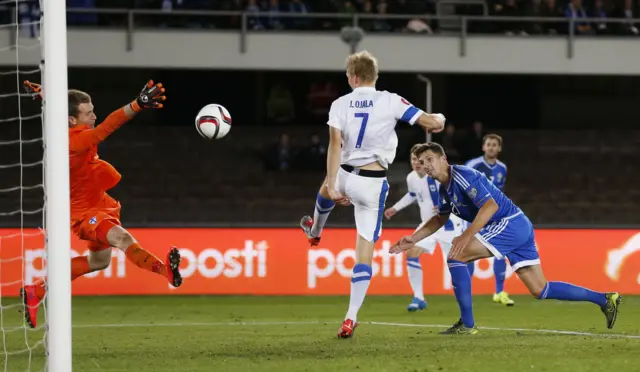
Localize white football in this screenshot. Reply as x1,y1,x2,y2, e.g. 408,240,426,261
195,104,232,140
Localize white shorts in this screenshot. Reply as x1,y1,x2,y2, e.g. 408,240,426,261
413,216,465,256
334,166,389,243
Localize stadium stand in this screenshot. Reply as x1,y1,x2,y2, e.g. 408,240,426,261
2,0,639,36
3,121,636,227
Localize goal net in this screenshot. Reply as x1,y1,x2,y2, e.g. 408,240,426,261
0,0,71,370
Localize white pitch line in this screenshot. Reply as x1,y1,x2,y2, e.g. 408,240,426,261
72,321,324,329
70,320,640,339
369,321,640,339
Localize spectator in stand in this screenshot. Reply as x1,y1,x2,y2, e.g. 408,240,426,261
565,0,594,35
592,0,609,35
435,123,464,164
523,0,544,35
266,0,284,30
359,0,375,31
266,83,296,124
288,0,310,30
246,0,265,29
374,1,395,32
463,120,485,160
612,0,639,35
300,133,327,171
264,133,295,171
67,0,97,26
540,0,564,34
494,0,525,35
338,1,357,28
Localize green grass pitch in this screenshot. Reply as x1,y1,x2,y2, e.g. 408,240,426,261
2,295,639,371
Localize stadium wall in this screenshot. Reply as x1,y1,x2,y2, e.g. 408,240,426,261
1,30,640,74
2,228,639,296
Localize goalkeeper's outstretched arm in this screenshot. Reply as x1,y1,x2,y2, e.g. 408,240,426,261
25,80,166,153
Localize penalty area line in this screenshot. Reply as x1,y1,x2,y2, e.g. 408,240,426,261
72,320,640,339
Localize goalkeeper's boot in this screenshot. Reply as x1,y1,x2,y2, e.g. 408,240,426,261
601,292,622,329
493,291,515,306
164,246,183,288
439,319,478,335
20,285,40,329
407,297,427,312
337,318,358,339
300,216,320,246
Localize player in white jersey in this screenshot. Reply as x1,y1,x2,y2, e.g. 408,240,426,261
384,144,464,311
299,51,446,338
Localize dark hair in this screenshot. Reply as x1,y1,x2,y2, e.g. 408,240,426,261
68,89,92,118
412,142,446,158
410,143,423,155
482,133,503,147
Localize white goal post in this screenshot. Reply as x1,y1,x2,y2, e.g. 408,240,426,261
42,0,72,370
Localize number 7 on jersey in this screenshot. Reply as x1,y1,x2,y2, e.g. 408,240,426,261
354,112,369,148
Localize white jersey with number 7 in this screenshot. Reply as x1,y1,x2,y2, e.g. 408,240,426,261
327,86,424,169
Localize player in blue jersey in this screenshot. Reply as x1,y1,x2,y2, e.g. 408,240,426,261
390,142,622,334
464,134,513,306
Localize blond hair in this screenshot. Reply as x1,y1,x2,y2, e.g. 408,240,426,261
345,50,379,84
483,133,503,147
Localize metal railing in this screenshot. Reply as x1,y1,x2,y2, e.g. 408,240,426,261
30,9,640,58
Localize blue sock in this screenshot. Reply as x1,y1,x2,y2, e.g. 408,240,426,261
467,262,475,276
311,193,335,237
493,258,507,293
538,281,607,307
448,260,474,328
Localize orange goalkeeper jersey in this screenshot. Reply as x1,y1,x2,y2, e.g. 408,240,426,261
69,108,130,220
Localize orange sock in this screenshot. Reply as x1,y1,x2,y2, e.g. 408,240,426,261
71,256,93,281
31,256,94,300
125,243,167,278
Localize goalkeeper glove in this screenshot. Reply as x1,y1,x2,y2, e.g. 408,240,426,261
130,79,166,112
23,80,43,100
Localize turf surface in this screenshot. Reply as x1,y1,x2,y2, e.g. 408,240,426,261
2,295,639,371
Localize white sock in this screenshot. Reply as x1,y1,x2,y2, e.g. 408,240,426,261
311,193,335,238
406,257,424,301
345,263,372,322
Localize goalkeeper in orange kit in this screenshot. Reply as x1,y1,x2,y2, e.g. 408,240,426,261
21,80,183,328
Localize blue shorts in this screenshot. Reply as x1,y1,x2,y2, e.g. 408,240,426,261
474,211,540,271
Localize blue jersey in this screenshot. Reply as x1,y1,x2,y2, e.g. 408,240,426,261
437,165,521,224
465,156,507,190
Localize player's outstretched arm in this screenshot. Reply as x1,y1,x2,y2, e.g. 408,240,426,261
390,214,447,254
461,197,498,238
448,198,498,258
385,192,415,219
70,80,166,153
416,113,446,133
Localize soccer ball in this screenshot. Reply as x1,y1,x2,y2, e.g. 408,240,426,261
195,104,232,140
